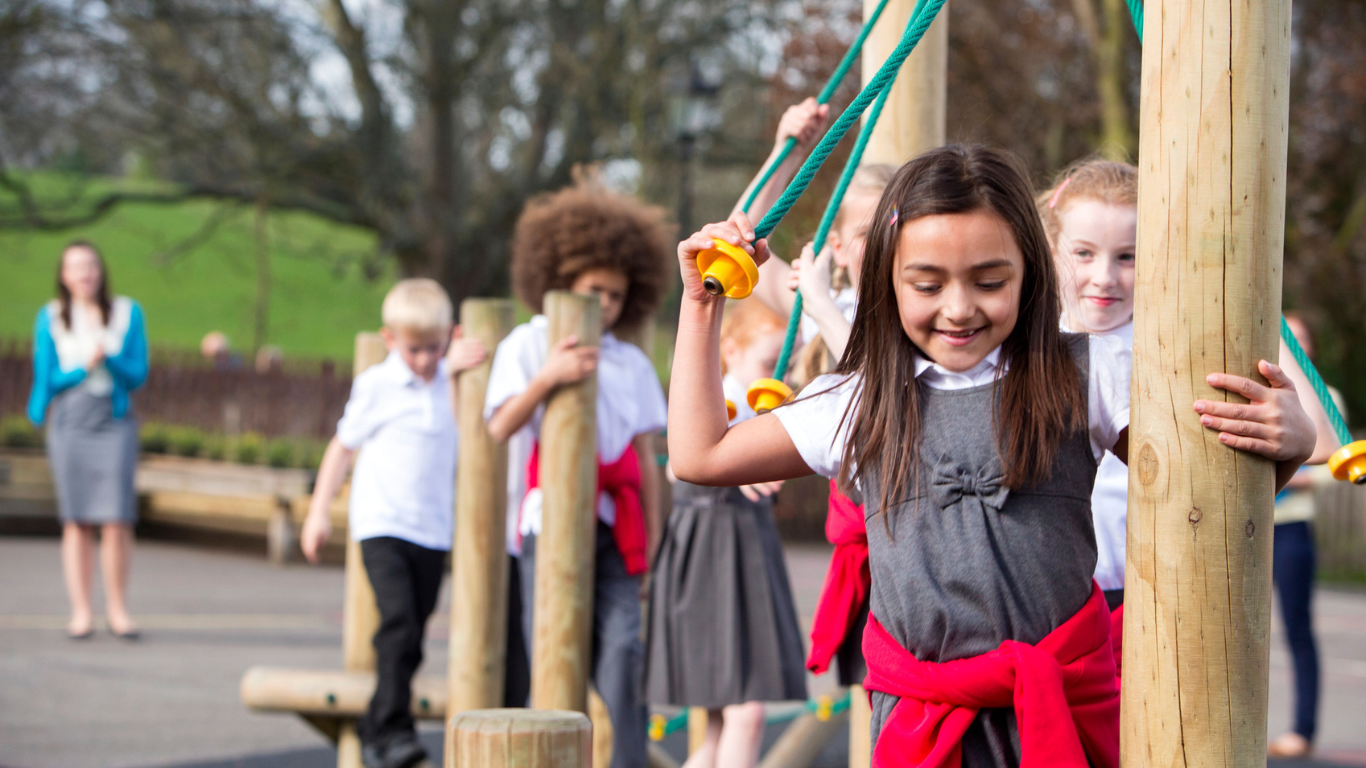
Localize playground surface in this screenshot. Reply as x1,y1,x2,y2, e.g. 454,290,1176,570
0,534,1364,768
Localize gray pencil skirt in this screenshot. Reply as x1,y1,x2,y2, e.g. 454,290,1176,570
45,389,139,526
643,482,808,708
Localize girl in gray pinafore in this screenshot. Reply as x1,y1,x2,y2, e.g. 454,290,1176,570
667,146,1317,767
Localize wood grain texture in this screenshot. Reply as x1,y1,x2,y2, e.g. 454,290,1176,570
338,332,388,768
1123,1,1290,764
446,709,592,768
530,292,601,714
448,300,516,716
241,667,446,719
848,685,871,768
860,0,947,164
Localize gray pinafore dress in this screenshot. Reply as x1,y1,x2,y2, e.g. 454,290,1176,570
643,482,808,707
865,335,1098,767
46,388,139,525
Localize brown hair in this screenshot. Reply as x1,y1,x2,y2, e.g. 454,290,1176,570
835,145,1086,514
510,179,673,332
56,240,111,330
1037,158,1138,246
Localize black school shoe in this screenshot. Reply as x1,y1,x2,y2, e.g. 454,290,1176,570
361,734,426,768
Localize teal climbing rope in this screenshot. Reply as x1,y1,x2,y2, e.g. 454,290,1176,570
1119,0,1351,442
770,80,894,381
752,0,947,242
739,0,897,214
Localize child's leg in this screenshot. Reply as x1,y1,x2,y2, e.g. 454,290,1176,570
503,553,532,707
590,523,649,768
715,702,765,768
681,710,724,768
357,537,446,751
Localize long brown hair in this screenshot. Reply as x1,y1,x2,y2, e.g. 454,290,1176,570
835,145,1085,514
56,240,112,330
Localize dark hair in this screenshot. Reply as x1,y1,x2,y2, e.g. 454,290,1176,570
510,180,673,332
835,145,1086,515
56,240,111,329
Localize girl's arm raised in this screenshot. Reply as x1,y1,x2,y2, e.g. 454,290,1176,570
670,215,813,486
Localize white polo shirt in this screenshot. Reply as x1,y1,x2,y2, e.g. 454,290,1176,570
484,315,668,543
337,351,457,551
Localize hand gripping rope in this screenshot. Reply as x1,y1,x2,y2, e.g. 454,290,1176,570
1119,1,1364,479
696,0,946,411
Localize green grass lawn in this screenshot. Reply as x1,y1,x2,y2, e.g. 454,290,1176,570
0,173,395,360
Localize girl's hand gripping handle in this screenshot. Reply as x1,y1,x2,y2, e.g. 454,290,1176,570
679,212,772,301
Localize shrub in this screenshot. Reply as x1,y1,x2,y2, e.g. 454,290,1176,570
265,439,294,468
202,434,227,461
0,416,42,449
299,440,325,470
169,426,205,458
140,423,171,454
233,432,264,465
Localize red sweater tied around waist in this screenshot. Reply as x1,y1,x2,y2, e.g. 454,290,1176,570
807,480,870,674
524,442,648,576
862,583,1119,768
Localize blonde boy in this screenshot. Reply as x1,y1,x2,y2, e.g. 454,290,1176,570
301,278,484,768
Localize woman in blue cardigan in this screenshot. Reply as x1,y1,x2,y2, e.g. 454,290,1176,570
29,241,148,640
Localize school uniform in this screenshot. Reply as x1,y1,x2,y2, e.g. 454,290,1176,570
336,352,457,756
775,335,1130,768
484,315,667,768
643,374,808,709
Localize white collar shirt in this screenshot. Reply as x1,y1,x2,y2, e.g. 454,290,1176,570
336,351,457,551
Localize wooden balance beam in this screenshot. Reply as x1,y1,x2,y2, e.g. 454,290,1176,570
240,667,447,740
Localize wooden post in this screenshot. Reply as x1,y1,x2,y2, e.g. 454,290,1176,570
447,709,591,768
448,299,516,715
1123,1,1291,765
530,292,601,714
338,332,388,768
687,708,708,755
860,0,947,164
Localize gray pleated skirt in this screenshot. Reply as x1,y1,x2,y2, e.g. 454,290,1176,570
45,389,139,525
643,482,808,708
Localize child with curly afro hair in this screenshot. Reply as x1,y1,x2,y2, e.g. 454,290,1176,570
484,179,672,768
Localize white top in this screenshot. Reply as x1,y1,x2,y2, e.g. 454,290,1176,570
484,315,668,541
799,287,858,346
1080,321,1133,591
337,351,458,551
774,336,1131,482
48,297,134,397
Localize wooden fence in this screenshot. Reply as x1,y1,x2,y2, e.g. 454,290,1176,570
0,339,351,440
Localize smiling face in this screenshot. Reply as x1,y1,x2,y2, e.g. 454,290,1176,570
60,245,104,303
1054,199,1136,334
894,209,1025,372
570,267,630,330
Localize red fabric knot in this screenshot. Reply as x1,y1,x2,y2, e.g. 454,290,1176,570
861,583,1118,768
807,480,870,674
524,441,648,576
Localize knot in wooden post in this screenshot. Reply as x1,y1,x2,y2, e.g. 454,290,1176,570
447,709,591,768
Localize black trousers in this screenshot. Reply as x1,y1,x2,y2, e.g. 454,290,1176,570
358,536,447,748
1273,521,1320,740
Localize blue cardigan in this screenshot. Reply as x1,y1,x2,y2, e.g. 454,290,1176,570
28,298,149,426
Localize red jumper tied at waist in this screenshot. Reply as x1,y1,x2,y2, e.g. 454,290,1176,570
862,583,1119,768
524,442,648,576
807,480,870,674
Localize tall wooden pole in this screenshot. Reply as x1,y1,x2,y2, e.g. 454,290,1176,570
852,2,948,766
1123,1,1291,765
860,0,947,164
448,299,516,715
530,292,601,714
338,332,389,768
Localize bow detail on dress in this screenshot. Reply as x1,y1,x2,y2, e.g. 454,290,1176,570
929,458,1010,512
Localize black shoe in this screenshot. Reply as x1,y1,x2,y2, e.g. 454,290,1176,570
361,742,387,768
382,735,427,768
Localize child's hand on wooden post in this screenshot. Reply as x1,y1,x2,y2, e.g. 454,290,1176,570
1194,360,1317,464
445,326,488,376
537,335,599,387
677,213,771,303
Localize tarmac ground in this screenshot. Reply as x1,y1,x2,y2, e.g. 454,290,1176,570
1,534,1364,768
